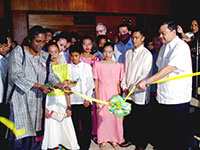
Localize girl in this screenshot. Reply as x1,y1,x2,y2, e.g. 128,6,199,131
93,35,109,61
54,32,72,65
93,42,124,149
42,41,79,150
80,36,99,141
80,36,99,66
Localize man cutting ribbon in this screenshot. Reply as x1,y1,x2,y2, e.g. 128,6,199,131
137,21,193,150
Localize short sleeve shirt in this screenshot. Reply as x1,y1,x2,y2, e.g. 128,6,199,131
156,36,193,104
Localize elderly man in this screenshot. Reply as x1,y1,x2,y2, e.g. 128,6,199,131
96,23,107,36
91,23,108,55
137,21,193,150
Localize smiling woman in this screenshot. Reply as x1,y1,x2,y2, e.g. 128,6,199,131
6,25,70,150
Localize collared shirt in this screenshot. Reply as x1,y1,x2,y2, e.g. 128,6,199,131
121,44,153,105
0,55,8,84
0,55,8,103
114,37,134,64
68,61,95,105
156,36,192,104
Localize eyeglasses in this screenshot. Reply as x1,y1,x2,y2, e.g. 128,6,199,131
96,30,105,33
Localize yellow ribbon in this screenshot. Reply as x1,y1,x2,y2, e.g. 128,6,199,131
123,72,200,103
0,116,25,136
68,91,111,106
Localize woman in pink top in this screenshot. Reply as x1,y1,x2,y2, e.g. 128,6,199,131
80,36,99,66
93,42,124,149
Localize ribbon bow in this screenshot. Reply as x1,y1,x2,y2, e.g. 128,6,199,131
109,95,131,119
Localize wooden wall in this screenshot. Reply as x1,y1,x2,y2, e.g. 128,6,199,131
10,0,175,44
27,14,137,42
0,0,4,18
12,11,28,45
11,11,140,44
11,0,174,15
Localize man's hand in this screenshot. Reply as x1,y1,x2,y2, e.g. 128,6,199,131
136,80,147,90
123,88,129,96
62,86,73,95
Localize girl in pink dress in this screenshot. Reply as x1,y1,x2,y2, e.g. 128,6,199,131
80,36,99,141
93,42,124,149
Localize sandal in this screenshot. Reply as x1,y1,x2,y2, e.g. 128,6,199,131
99,142,107,150
111,141,119,150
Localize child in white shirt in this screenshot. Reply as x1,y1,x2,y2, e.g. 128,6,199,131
68,42,95,150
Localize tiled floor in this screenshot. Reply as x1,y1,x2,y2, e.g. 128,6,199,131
89,140,154,150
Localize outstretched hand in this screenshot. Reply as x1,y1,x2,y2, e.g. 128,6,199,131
39,85,54,94
136,80,147,90
63,86,73,95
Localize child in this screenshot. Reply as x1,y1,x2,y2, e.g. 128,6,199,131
0,34,9,85
93,35,109,61
93,42,124,149
0,33,9,147
68,42,95,150
80,36,99,66
54,32,72,65
80,36,99,141
42,41,79,150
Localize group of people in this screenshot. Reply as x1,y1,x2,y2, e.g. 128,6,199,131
0,18,199,150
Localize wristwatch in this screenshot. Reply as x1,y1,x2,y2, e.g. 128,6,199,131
145,79,151,88
61,84,67,91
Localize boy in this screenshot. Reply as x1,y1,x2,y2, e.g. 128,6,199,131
0,32,10,149
0,34,9,103
68,42,95,150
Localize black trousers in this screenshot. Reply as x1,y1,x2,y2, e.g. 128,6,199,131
0,103,9,149
71,104,92,150
155,102,190,150
123,100,150,148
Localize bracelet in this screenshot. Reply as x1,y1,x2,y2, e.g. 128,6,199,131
145,79,151,88
61,84,67,90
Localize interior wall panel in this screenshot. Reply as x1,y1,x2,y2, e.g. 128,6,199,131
10,0,176,43
12,11,28,45
0,0,4,18
28,14,74,28
10,0,174,15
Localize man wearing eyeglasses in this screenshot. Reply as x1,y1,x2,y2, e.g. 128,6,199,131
96,23,107,36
